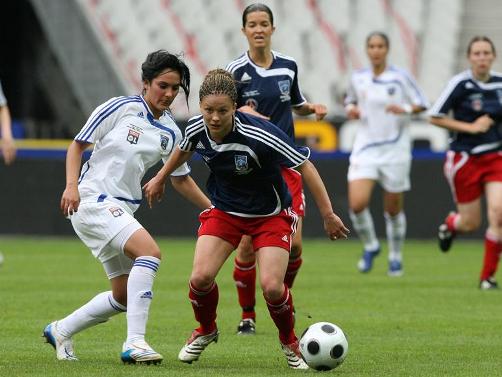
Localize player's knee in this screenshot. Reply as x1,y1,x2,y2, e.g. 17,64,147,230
112,289,127,306
489,205,502,228
350,203,368,214
190,273,215,291
261,278,284,302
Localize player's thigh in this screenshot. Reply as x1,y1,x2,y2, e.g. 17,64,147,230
383,191,404,215
235,235,255,263
348,178,375,211
122,227,161,260
485,182,502,230
457,199,482,230
191,235,234,286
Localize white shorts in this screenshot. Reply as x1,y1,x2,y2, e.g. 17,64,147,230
70,198,143,264
347,161,411,193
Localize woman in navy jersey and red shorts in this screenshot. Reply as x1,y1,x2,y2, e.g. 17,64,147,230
144,69,348,369
430,36,502,290
225,2,328,335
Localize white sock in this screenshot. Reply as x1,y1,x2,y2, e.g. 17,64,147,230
58,291,126,338
126,256,160,344
385,211,406,262
349,209,380,251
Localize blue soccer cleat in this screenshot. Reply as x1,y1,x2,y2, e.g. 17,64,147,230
121,340,163,365
43,321,78,361
357,248,380,273
387,260,403,277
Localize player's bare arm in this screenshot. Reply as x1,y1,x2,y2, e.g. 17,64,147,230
430,114,494,134
170,174,212,210
60,140,90,216
293,102,327,121
143,146,193,208
296,160,349,240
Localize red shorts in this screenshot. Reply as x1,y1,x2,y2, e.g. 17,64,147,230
281,167,305,216
198,207,299,252
444,150,502,203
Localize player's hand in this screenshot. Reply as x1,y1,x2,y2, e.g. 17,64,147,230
60,184,80,217
143,175,166,209
345,104,360,120
238,105,270,120
323,213,350,241
311,103,328,121
1,138,16,165
471,114,494,134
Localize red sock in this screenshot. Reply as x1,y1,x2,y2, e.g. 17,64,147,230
189,281,218,334
284,255,302,289
233,258,256,320
445,212,459,232
265,285,296,345
480,233,502,280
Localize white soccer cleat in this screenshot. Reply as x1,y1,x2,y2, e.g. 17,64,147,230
43,321,78,361
178,328,219,363
121,339,163,364
281,340,309,370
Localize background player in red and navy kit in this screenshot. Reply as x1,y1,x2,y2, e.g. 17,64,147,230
143,69,348,369
225,3,328,335
430,36,502,290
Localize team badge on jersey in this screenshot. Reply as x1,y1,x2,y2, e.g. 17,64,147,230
469,93,483,112
109,207,124,217
127,129,140,144
234,155,252,174
160,134,169,151
278,80,291,102
387,86,396,96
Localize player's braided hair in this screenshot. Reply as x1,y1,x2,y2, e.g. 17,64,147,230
141,50,190,107
199,69,237,103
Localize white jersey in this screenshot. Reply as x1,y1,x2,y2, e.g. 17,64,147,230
0,81,7,106
345,65,429,164
75,95,190,213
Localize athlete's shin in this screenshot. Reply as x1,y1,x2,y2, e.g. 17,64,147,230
189,281,219,334
233,258,256,319
265,285,296,345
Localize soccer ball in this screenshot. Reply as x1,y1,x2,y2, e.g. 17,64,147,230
299,322,348,371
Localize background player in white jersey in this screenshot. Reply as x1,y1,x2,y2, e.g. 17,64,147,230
225,3,327,335
345,32,429,276
43,50,211,364
0,80,16,165
430,36,502,290
143,69,348,369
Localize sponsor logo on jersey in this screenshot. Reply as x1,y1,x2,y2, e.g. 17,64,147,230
196,141,205,150
160,134,169,150
127,129,140,144
234,155,252,174
243,90,260,97
240,72,252,82
109,207,124,217
245,98,258,110
278,79,291,102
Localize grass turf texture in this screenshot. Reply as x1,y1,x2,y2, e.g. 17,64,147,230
0,237,501,376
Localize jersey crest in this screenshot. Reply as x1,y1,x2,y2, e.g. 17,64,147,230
234,155,252,174
160,134,169,150
278,80,291,102
109,207,124,217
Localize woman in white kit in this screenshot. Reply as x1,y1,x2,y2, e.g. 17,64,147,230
344,32,429,276
43,50,211,364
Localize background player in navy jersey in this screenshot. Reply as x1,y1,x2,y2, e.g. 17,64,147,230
143,69,348,369
225,2,328,335
43,51,211,364
430,36,502,290
345,32,429,276
0,80,16,165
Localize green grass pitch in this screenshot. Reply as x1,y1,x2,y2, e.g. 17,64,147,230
1,237,501,376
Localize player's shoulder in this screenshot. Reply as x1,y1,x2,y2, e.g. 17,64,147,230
235,111,285,138
489,71,502,82
272,50,298,69
351,67,371,79
226,53,248,73
185,114,205,135
93,95,143,116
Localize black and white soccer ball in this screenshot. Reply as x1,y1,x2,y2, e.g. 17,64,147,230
299,322,348,371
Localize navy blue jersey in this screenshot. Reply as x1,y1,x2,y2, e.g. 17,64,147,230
225,51,306,140
179,111,310,217
429,70,502,154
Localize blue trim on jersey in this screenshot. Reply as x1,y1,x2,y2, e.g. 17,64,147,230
94,193,141,205
97,194,107,202
77,96,142,142
145,112,176,141
355,126,404,154
78,161,91,184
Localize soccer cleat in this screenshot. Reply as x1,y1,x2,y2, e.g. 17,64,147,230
280,340,309,370
43,321,78,361
357,248,380,273
121,340,163,364
479,278,499,290
438,223,455,252
178,328,219,363
388,260,403,277
237,318,256,335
